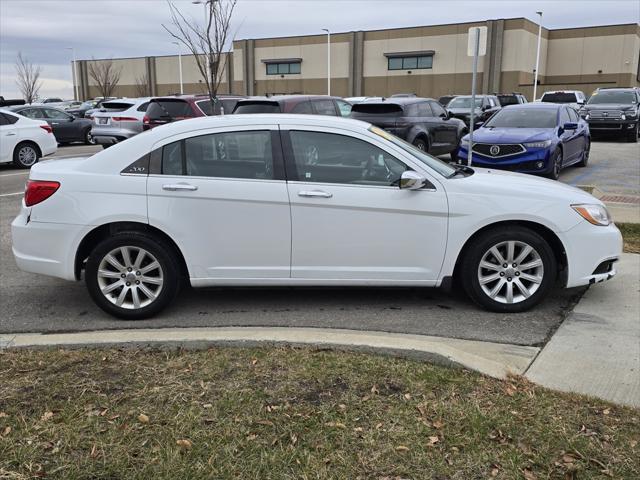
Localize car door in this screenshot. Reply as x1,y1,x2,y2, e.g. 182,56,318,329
44,108,76,141
146,125,291,281
559,107,580,162
566,107,586,157
282,127,448,283
0,113,18,162
429,101,458,149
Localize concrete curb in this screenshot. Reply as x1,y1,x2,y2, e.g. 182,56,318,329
0,326,539,380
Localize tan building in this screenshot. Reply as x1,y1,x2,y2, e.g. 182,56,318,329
76,18,640,101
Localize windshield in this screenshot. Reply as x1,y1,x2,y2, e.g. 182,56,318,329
484,108,557,128
369,126,456,178
447,97,482,109
540,92,578,103
587,91,637,105
146,100,192,118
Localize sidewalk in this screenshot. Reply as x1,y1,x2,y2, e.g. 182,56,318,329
526,253,640,407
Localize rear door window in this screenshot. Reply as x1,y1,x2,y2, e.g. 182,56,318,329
312,99,337,116
430,101,446,117
19,108,44,119
417,102,433,117
335,100,352,117
44,108,72,120
291,101,313,114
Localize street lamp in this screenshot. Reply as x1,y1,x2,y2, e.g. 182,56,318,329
66,47,78,101
533,11,543,101
322,28,330,96
172,41,184,94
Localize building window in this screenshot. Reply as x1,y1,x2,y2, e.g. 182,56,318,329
387,54,433,71
266,61,301,75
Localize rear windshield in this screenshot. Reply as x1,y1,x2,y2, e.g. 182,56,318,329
497,95,519,106
587,91,637,105
146,100,193,118
197,98,241,115
448,97,482,108
484,108,557,128
100,102,135,112
350,103,403,115
233,101,281,114
540,92,577,103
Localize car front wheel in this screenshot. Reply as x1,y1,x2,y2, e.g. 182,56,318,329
460,227,557,313
546,148,562,180
85,233,180,319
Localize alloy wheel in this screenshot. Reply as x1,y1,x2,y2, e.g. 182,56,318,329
18,146,37,167
477,240,544,304
96,246,164,309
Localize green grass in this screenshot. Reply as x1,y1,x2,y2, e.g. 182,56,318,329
618,222,640,253
1,347,638,479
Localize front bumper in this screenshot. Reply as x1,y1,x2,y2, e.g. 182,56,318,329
11,204,90,281
457,146,553,174
91,125,140,144
560,220,622,288
585,118,637,132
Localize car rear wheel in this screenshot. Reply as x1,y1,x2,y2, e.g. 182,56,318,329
413,137,428,152
13,142,40,168
84,128,95,145
576,138,590,167
546,148,562,180
460,227,557,313
85,233,180,319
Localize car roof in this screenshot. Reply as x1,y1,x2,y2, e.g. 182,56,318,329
152,94,246,101
504,103,560,110
237,95,342,103
359,97,436,105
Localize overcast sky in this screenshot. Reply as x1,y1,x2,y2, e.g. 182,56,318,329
1,0,639,99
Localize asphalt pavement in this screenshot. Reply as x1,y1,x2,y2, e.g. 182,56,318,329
0,141,635,346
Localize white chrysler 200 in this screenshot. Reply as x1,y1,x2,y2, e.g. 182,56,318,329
12,115,621,319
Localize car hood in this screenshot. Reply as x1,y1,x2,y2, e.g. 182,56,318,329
584,103,637,111
464,127,553,144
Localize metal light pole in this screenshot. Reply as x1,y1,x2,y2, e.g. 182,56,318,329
533,11,543,101
322,28,331,96
66,47,78,101
468,27,480,167
173,41,184,94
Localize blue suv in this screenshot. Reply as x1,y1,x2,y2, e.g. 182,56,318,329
456,103,590,180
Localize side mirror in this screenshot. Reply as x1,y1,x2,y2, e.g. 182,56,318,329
399,171,427,190
563,122,578,130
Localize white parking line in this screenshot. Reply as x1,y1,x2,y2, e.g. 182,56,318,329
0,171,29,177
0,192,23,197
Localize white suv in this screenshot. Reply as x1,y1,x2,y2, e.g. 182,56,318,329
0,109,57,168
539,90,586,109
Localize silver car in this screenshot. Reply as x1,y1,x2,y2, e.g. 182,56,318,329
91,98,151,148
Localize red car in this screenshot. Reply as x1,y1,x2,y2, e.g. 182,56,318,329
143,94,246,130
233,95,352,117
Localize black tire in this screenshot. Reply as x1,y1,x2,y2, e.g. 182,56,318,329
412,137,428,152
84,128,95,145
460,227,557,313
85,232,181,320
576,137,590,167
545,148,562,180
12,142,40,168
627,124,638,143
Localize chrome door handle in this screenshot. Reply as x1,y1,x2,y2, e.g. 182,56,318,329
298,190,332,198
162,183,198,191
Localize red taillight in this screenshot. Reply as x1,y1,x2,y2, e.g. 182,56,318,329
24,180,60,207
111,117,138,122
40,125,53,134
143,115,150,124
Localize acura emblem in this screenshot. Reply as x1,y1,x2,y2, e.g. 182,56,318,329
490,145,500,156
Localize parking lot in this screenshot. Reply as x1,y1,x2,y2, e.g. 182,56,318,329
1,140,636,345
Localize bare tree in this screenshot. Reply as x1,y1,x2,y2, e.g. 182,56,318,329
15,52,42,103
163,0,237,112
134,72,151,97
87,58,122,99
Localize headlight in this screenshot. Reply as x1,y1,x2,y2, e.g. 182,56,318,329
621,114,626,120
585,114,590,120
572,204,611,226
524,140,552,148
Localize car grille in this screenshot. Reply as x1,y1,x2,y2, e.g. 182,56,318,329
472,143,525,158
589,110,623,119
589,123,623,130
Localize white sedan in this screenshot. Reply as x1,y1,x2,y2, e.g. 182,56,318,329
1,109,57,167
11,115,621,319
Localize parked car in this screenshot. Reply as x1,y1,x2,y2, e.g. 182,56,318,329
0,109,57,168
580,87,640,142
349,97,466,160
39,97,64,104
447,95,502,128
143,94,245,131
438,95,458,107
91,98,151,148
0,96,25,107
233,95,352,117
9,105,94,145
495,93,528,107
11,114,621,319
67,100,105,118
539,90,586,109
456,103,590,180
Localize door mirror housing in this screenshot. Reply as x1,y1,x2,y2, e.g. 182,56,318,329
399,171,427,190
563,122,578,130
